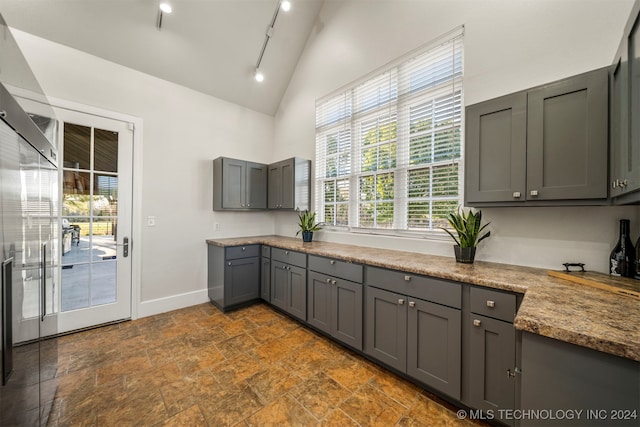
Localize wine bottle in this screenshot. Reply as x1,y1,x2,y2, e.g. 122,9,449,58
609,219,636,278
636,235,640,280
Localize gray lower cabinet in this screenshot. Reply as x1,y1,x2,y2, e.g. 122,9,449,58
464,286,519,426
465,314,516,426
207,244,260,311
267,157,311,211
465,67,608,206
365,284,462,399
365,286,407,372
520,332,639,426
307,271,363,350
611,2,640,203
271,259,307,321
261,246,271,302
213,157,267,210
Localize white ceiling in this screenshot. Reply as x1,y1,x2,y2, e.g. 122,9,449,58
0,0,324,116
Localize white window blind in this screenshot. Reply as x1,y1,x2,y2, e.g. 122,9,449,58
316,28,463,234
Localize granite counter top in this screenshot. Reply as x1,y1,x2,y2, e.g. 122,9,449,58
206,235,640,362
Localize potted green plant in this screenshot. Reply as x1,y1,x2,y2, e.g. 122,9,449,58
296,210,322,242
441,207,490,264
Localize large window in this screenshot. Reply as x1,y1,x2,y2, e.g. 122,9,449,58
315,28,463,234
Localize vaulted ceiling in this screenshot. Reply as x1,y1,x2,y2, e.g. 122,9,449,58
0,0,324,116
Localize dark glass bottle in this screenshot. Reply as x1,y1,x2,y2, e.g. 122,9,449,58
609,219,635,277
636,235,640,280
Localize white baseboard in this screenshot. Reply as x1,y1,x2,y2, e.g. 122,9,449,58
136,289,210,319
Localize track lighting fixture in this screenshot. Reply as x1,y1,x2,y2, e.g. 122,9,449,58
252,1,292,82
157,2,172,30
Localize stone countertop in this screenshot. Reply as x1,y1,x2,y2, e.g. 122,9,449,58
206,235,640,362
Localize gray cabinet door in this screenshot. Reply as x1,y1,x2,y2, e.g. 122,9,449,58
267,163,281,209
307,271,332,334
270,260,288,311
260,257,270,302
287,265,307,321
224,256,260,306
364,286,407,372
465,92,527,204
526,68,608,201
221,158,245,208
627,11,640,196
467,314,516,420
610,43,630,199
333,278,363,350
407,298,461,399
247,162,267,209
280,159,294,209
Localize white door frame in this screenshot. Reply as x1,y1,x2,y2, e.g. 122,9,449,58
17,92,143,321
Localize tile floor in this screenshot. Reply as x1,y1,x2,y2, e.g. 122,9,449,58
42,302,488,426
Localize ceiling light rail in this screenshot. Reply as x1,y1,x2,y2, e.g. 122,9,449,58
157,1,172,30
254,0,292,82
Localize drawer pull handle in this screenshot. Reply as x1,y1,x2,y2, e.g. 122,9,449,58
285,251,289,255
398,299,405,305
330,260,335,265
530,190,538,197
513,191,521,198
507,369,516,378
408,301,415,308
404,275,411,281
242,247,246,251
473,319,481,327
486,300,495,308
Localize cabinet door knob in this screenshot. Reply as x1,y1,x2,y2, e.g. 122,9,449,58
513,191,521,198
398,299,405,305
621,179,628,188
473,319,481,327
331,280,337,285
404,275,411,281
330,260,335,265
612,180,619,189
326,278,331,283
242,247,246,251
408,301,415,308
530,190,538,197
285,251,289,255
486,300,495,308
507,369,516,378
247,204,251,207
228,262,232,266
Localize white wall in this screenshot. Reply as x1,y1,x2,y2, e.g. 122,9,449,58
273,0,639,273
11,30,276,312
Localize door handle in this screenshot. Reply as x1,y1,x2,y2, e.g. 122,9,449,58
41,242,47,321
117,237,129,257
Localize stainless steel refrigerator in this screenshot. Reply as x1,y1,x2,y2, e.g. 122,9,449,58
0,14,60,426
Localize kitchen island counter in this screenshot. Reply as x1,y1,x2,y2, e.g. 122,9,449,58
207,235,640,362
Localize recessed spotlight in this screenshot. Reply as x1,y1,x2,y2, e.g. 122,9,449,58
281,1,291,12
255,69,265,82
159,2,172,13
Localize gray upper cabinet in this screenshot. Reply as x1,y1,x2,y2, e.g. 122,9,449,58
465,68,609,206
213,157,267,210
268,157,311,211
527,68,608,201
465,92,527,204
611,2,640,204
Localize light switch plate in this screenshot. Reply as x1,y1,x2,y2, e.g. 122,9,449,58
147,216,156,227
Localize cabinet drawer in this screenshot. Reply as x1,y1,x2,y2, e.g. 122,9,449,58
308,255,363,283
226,245,260,260
262,245,271,258
272,248,307,268
470,287,517,322
366,266,461,309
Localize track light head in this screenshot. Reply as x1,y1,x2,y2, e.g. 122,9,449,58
255,69,265,82
281,1,291,12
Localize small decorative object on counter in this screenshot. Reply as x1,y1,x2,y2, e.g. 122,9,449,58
441,207,490,264
296,210,322,243
610,219,636,278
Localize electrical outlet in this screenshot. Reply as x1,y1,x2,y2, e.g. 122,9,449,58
147,216,156,227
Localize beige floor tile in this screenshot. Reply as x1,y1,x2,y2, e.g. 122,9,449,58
290,372,352,419
246,395,319,426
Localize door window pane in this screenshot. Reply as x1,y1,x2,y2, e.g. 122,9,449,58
94,129,118,173
63,123,90,170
